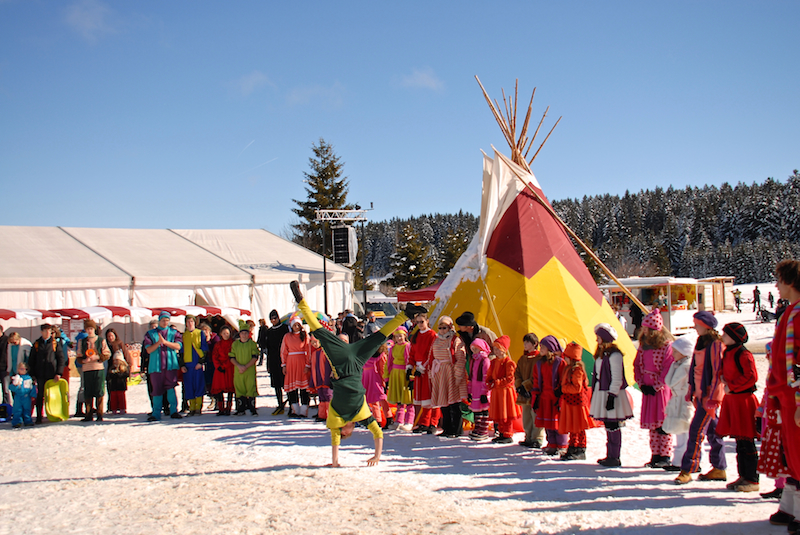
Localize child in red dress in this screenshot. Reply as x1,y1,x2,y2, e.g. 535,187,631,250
558,342,593,461
533,335,568,455
716,322,760,492
486,335,519,444
486,335,522,444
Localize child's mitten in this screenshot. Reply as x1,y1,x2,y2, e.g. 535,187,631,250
606,393,616,411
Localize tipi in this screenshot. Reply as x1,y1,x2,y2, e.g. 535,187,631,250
429,79,637,379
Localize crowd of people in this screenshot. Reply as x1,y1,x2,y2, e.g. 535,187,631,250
2,260,800,532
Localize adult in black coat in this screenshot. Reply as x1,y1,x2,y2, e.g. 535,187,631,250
0,326,8,405
28,324,65,423
264,309,290,414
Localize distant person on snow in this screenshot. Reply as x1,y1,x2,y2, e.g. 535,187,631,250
753,286,761,312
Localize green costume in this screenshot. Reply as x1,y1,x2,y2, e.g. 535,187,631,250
229,339,259,397
295,298,414,443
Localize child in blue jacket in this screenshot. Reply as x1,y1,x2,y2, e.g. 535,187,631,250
10,362,36,428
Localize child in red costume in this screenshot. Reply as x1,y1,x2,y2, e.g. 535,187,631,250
533,335,568,455
210,325,235,416
486,335,519,444
410,313,440,433
558,342,593,461
717,322,759,492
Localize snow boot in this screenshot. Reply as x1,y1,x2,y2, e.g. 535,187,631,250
562,447,586,461
250,398,258,416
235,397,246,415
698,467,727,481
382,417,395,430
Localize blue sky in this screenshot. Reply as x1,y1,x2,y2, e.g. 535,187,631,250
1,1,798,236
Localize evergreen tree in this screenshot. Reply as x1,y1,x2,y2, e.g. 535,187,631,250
387,225,437,290
291,138,353,254
437,228,473,279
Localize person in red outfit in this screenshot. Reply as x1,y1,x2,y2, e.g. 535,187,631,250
486,335,520,444
716,322,759,492
766,259,800,531
409,313,440,433
532,335,568,455
210,325,235,416
558,342,593,461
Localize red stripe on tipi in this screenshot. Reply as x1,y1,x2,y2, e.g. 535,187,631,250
485,184,603,304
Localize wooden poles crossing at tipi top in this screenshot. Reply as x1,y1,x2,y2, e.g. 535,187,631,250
475,76,650,315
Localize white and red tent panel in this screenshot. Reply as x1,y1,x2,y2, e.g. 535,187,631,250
144,306,251,318
0,309,62,321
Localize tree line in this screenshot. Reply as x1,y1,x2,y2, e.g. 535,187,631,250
290,139,799,289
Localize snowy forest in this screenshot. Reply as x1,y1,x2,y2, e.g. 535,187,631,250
362,171,800,287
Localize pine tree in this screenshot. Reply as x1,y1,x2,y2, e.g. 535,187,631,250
387,225,437,290
291,138,354,254
437,228,473,279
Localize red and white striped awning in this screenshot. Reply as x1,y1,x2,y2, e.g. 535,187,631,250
0,309,63,321
50,306,155,321
148,306,251,318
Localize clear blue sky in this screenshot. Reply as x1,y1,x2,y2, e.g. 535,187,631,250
2,1,798,236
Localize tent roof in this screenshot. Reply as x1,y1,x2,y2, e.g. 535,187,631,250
598,276,699,290
61,227,251,286
172,228,350,284
0,226,131,290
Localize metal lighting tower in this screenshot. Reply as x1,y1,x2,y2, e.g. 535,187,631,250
315,204,371,315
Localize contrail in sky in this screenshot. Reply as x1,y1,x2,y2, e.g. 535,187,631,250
237,140,255,159
237,158,278,176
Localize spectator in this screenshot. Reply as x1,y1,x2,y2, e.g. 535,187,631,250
0,326,8,404
28,324,65,424
265,310,290,415
364,311,380,335
143,312,183,422
753,286,761,312
4,332,31,406
76,319,111,422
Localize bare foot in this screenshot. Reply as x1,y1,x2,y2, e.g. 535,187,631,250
366,456,380,466
325,462,341,468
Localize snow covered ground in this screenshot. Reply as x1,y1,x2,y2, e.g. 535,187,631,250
0,284,789,535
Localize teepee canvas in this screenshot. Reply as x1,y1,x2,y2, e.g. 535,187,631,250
429,80,636,379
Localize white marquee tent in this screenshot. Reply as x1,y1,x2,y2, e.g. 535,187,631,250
0,226,353,330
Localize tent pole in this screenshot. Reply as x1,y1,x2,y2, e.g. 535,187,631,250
491,147,650,315
480,278,503,336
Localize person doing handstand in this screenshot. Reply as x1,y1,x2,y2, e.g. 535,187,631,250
290,281,425,467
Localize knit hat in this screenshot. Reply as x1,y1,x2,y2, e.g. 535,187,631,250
239,319,251,332
83,319,98,331
493,335,510,352
594,323,618,343
671,332,698,358
723,322,748,344
289,316,303,330
641,309,663,331
470,338,491,355
563,342,583,361
394,325,408,334
540,335,562,353
269,309,280,320
455,311,477,327
158,311,171,321
693,311,718,329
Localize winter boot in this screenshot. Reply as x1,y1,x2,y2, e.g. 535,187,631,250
250,398,258,416
298,404,308,418
382,417,395,430
235,397,246,415
698,467,727,481
562,447,586,461
598,428,621,467
289,403,302,418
